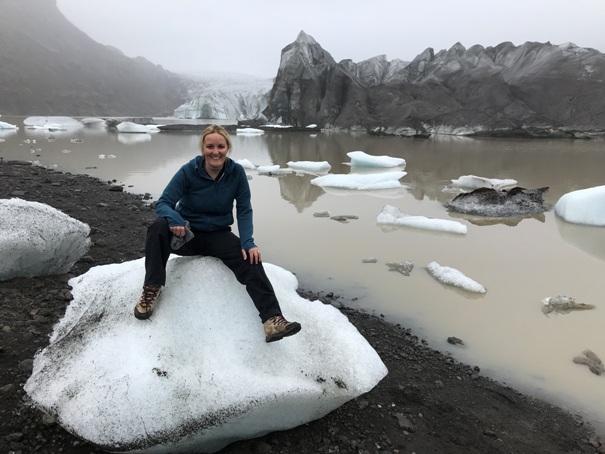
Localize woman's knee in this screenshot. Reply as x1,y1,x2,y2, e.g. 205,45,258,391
147,217,170,236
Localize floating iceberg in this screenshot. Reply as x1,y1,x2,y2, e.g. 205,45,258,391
426,261,486,294
260,124,292,129
287,160,331,174
116,121,157,133
0,198,90,281
236,128,265,135
81,117,107,127
347,151,405,168
24,116,83,131
257,165,291,175
311,171,406,190
25,256,387,453
236,158,257,170
377,205,467,234
451,175,517,190
554,185,605,227
0,120,18,130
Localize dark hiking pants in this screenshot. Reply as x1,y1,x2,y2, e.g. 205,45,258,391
143,217,282,322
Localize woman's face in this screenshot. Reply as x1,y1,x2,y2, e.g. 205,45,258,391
202,132,229,173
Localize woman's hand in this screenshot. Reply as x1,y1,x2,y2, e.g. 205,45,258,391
170,225,185,237
242,247,261,264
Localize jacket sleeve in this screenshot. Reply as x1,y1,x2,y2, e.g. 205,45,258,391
234,167,256,251
154,167,188,227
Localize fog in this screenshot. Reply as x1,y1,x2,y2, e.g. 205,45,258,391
56,0,605,78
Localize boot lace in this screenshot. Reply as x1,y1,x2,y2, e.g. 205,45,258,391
271,315,288,326
139,286,160,309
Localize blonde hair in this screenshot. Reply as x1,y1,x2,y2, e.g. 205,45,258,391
199,124,232,152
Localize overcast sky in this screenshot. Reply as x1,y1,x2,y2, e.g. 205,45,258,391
56,0,605,79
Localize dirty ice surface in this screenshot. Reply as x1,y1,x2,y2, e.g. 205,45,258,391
25,256,387,453
0,198,90,281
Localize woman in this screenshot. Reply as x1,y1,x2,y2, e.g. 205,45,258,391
134,124,301,343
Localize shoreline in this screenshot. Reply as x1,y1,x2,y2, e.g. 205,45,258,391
0,159,602,453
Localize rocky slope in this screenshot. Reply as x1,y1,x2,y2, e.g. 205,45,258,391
264,31,605,138
0,0,189,116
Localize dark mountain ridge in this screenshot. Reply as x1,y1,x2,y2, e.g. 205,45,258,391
264,31,605,138
0,0,188,116
2,4,604,138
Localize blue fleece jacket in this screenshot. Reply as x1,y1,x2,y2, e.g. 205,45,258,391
154,156,256,251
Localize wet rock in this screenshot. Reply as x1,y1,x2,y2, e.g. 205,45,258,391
330,215,359,223
573,349,605,376
386,261,414,275
447,337,464,346
542,295,596,315
18,359,34,373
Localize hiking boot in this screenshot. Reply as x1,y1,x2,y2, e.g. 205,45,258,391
134,285,162,320
263,315,301,343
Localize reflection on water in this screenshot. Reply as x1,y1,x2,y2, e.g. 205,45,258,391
275,173,325,213
0,129,18,140
117,133,152,145
2,116,605,433
447,210,547,227
555,215,605,262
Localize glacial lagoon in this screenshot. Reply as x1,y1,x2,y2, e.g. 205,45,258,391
1,116,605,432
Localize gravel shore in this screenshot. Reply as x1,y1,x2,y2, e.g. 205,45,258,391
0,160,602,454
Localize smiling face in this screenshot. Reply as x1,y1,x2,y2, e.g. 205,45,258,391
202,132,229,175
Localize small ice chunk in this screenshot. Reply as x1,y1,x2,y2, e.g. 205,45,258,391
287,161,331,174
257,165,291,175
377,205,467,234
237,159,257,170
0,121,18,129
311,171,406,190
426,262,486,293
116,122,154,133
236,128,265,135
347,151,405,168
451,175,517,190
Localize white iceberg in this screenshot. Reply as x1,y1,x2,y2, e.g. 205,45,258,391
236,158,257,170
24,116,83,129
377,205,467,234
451,175,517,190
260,124,292,129
0,198,90,281
426,261,486,294
25,256,387,453
347,151,405,168
116,121,156,133
0,120,18,130
554,185,605,227
236,128,265,135
287,160,331,174
80,117,107,127
311,171,406,190
257,165,292,175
